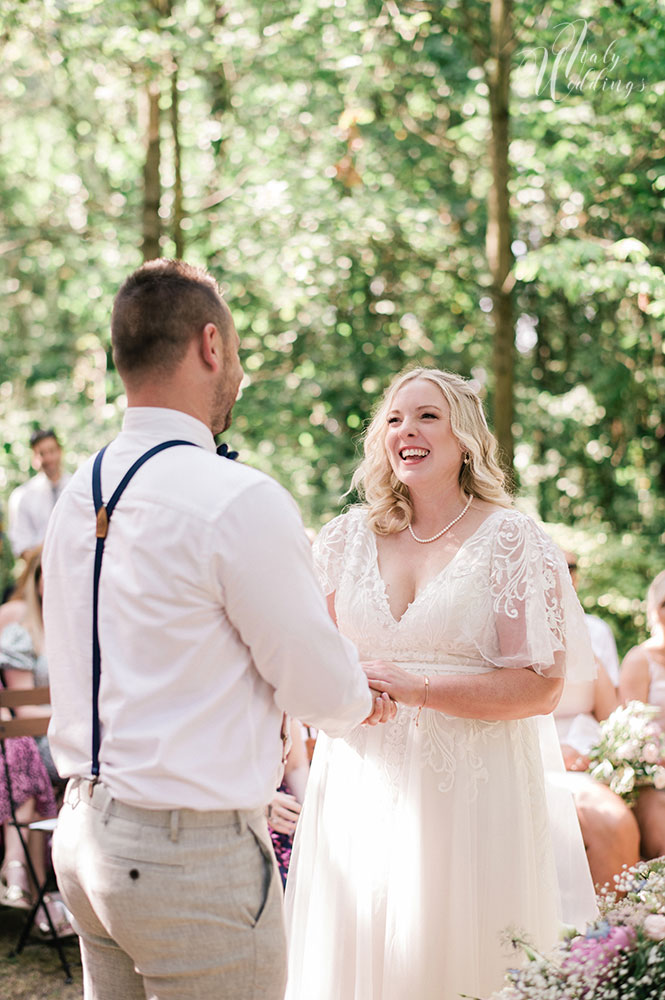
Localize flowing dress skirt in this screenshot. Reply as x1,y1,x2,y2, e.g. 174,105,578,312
285,697,562,1000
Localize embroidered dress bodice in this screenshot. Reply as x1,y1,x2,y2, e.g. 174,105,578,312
316,505,594,680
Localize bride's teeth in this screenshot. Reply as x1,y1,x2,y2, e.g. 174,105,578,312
401,448,428,458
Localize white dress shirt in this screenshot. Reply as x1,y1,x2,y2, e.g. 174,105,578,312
8,470,71,557
43,407,371,811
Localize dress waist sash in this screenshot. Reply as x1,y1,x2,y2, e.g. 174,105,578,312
392,660,495,676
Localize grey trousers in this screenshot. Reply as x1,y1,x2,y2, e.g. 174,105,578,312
54,778,287,1000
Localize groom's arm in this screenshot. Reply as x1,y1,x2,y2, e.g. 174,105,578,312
216,478,374,737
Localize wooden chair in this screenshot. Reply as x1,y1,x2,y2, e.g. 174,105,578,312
0,685,73,982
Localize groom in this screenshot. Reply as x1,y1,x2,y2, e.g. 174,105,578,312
42,259,394,1000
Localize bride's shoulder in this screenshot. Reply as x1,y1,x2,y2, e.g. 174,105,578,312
315,505,367,545
481,505,560,554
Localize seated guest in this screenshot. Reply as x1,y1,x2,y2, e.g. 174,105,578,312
0,679,72,936
268,721,310,887
0,546,58,785
566,553,621,685
554,551,640,886
554,662,640,888
619,569,665,859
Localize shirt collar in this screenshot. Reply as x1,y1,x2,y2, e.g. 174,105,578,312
121,407,217,453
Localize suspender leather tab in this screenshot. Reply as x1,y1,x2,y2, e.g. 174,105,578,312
95,506,108,539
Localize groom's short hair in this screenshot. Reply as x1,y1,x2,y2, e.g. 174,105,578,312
111,259,230,379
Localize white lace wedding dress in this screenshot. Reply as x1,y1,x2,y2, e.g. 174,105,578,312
284,506,597,1000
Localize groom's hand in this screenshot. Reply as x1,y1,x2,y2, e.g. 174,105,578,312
362,687,397,726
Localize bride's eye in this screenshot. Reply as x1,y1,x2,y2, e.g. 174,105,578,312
387,416,400,424
421,412,438,419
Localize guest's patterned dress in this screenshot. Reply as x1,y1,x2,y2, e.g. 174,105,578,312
0,677,56,823
269,781,295,888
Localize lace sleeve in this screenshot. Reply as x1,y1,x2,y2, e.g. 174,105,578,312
0,622,36,671
488,513,596,682
311,512,352,596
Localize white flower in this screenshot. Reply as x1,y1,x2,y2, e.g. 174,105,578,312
641,743,660,764
643,913,665,940
616,739,640,760
611,765,635,795
653,767,665,790
591,759,614,781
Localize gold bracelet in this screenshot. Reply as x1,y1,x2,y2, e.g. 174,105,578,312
414,675,429,727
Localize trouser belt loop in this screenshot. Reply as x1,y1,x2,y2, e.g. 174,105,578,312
169,810,180,842
101,793,113,827
236,811,246,835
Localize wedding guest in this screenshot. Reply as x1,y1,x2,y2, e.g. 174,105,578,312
285,367,597,1000
619,569,665,859
42,258,394,1000
0,678,72,936
552,553,640,887
0,546,58,784
553,662,640,888
8,430,70,560
566,552,621,685
267,721,310,886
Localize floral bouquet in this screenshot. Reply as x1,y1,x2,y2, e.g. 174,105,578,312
587,700,665,805
489,858,665,999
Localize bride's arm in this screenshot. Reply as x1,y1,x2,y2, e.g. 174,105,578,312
362,660,562,720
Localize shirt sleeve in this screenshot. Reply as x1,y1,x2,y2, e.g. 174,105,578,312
486,513,596,682
215,480,372,737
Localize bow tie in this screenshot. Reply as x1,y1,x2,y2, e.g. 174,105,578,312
216,442,239,460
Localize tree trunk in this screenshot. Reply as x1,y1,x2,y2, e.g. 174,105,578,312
486,0,514,476
171,66,184,259
142,81,161,261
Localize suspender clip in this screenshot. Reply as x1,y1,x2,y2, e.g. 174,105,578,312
96,506,109,539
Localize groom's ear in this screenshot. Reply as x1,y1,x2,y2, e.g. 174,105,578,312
200,323,223,373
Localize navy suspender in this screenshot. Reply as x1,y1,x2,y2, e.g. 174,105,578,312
90,440,197,780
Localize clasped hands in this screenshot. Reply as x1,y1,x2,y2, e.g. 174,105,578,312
361,659,424,726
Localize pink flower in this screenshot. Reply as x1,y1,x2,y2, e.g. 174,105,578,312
641,743,660,764
564,925,636,980
643,914,665,940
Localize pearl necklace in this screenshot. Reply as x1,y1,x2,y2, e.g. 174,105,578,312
407,495,473,544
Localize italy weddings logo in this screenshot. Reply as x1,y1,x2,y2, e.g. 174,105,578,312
518,18,646,100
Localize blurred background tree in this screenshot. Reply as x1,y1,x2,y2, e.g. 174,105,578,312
0,0,663,653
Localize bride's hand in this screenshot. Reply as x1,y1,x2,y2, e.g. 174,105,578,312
362,660,424,708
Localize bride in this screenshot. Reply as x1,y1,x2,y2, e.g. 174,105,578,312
284,368,596,1000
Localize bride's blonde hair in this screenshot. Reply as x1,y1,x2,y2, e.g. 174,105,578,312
351,368,513,535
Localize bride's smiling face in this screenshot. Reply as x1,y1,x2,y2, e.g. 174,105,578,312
384,378,464,489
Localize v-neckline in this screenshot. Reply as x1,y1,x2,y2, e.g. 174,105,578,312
368,508,507,625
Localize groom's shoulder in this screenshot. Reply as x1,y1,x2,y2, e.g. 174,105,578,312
195,453,295,512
